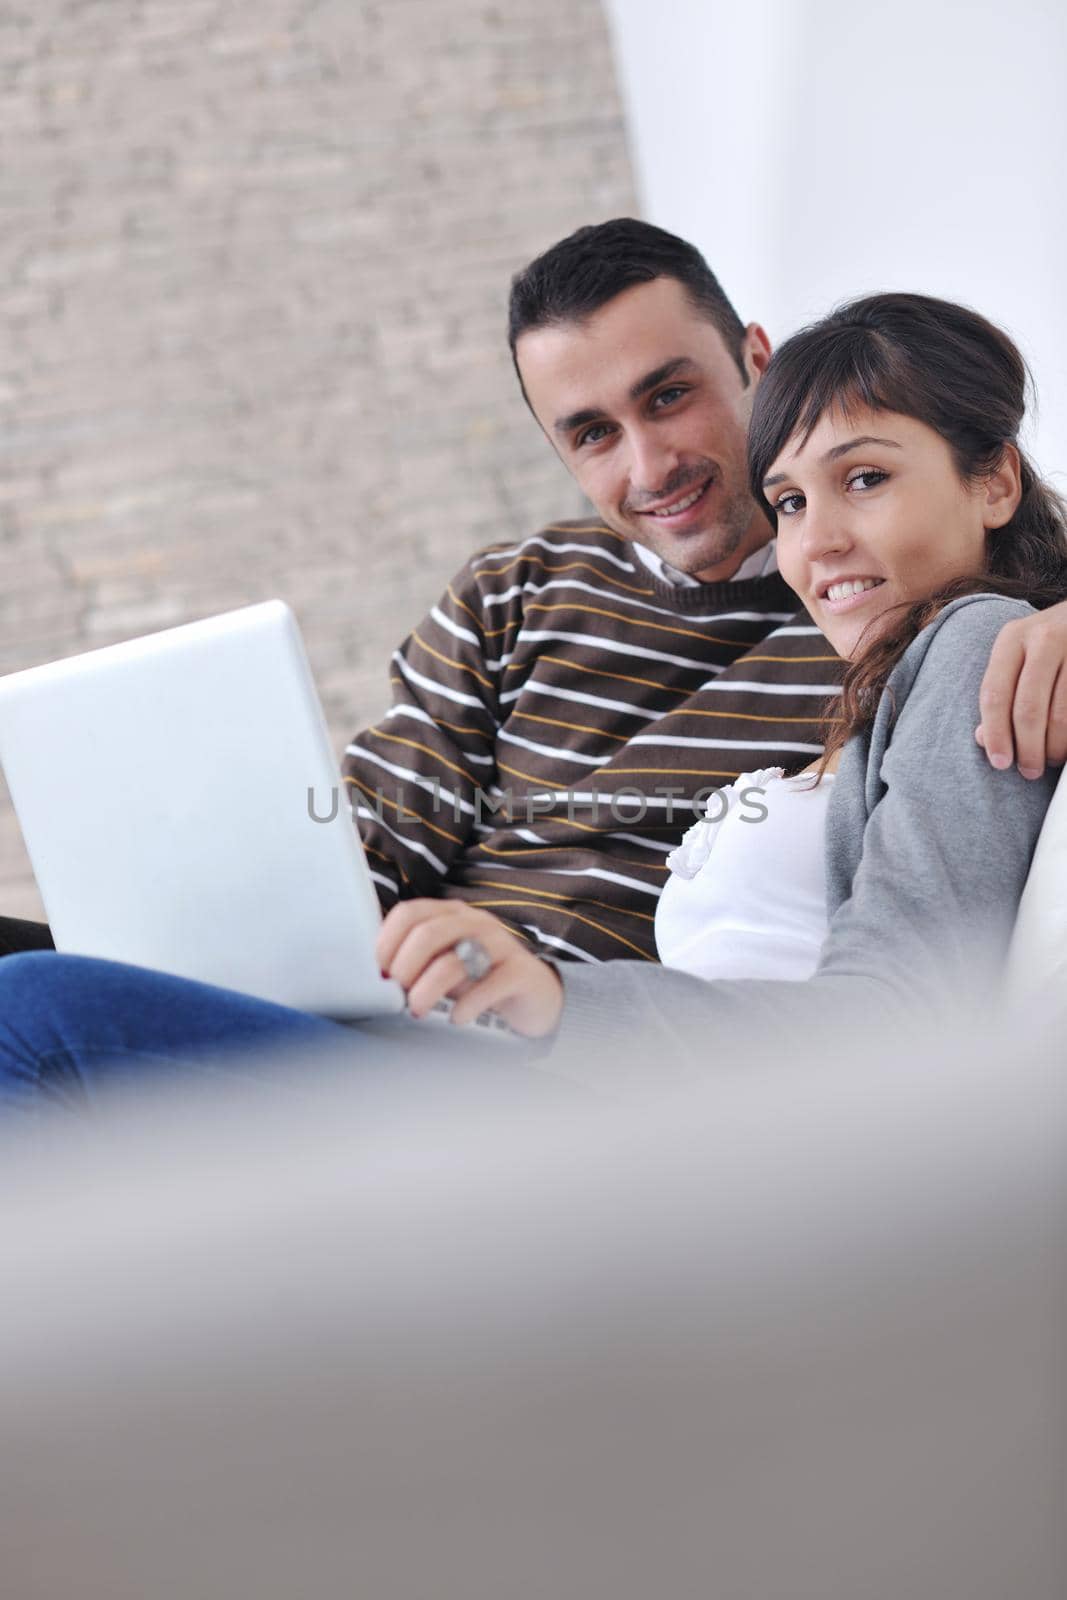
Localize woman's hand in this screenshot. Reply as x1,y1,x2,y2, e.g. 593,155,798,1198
376,900,563,1039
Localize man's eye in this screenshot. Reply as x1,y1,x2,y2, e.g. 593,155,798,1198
576,422,613,448
847,468,889,491
652,385,687,409
774,491,805,517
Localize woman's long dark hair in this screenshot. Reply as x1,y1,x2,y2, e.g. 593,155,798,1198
746,293,1067,770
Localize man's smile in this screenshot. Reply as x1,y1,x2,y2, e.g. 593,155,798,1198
633,475,715,525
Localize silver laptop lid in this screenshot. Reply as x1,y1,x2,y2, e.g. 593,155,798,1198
0,601,403,1018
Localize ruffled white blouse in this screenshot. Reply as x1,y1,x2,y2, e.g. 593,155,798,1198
654,767,833,982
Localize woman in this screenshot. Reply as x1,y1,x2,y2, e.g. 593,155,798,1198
1,293,1064,1102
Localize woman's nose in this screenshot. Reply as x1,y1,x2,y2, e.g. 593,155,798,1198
799,501,853,562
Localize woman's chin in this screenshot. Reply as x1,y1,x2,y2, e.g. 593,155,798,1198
819,618,859,659
822,602,896,661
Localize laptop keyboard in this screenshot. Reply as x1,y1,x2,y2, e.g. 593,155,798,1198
423,997,520,1040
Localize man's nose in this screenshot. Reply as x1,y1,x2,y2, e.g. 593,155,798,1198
627,428,681,498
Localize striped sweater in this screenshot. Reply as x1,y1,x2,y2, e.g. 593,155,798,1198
342,519,846,964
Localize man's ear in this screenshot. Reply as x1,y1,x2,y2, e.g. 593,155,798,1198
984,442,1023,529
743,323,773,385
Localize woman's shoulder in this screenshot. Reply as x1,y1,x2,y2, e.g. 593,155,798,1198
849,593,1038,781
909,590,1035,650
889,592,1035,697
829,591,1044,886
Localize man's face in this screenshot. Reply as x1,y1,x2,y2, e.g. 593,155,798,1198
515,277,772,582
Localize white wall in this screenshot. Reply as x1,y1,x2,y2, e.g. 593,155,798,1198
604,0,1067,479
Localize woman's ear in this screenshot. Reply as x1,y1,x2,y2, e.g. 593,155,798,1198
984,442,1023,529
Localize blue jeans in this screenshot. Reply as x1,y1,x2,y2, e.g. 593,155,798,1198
0,952,525,1115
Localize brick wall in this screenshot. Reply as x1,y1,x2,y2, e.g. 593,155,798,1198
0,0,636,921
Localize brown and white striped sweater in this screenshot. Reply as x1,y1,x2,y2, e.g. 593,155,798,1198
342,519,846,964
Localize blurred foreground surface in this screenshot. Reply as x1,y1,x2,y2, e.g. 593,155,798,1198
0,1011,1064,1600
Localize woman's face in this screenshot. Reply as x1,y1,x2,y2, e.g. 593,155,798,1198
763,404,994,658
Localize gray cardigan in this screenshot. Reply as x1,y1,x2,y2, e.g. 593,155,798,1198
554,595,1059,1069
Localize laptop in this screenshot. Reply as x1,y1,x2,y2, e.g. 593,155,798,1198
0,601,416,1021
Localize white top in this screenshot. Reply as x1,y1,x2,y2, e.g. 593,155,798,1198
654,767,833,982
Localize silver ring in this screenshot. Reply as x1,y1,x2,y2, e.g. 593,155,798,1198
453,936,493,983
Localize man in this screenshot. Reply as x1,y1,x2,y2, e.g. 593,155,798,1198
342,218,1067,965
3,218,1065,964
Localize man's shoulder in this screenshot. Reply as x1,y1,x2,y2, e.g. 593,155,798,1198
442,518,639,609
467,516,634,569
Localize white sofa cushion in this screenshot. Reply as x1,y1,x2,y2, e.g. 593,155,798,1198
1006,770,1067,1004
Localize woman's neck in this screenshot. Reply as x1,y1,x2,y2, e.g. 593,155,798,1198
798,749,841,777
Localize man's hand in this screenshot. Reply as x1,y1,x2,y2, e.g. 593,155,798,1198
976,602,1067,778
377,900,564,1040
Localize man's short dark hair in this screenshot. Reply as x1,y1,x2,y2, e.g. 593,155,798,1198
507,218,749,402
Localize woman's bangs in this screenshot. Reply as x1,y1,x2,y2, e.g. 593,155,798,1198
793,339,903,448
749,324,912,508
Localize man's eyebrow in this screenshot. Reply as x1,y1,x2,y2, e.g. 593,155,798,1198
629,355,698,402
553,405,607,438
553,357,698,437
762,435,903,488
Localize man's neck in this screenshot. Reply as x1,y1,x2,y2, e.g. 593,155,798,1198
691,516,775,584
634,529,776,589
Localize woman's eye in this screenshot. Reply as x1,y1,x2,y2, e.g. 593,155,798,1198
847,468,888,491
774,491,805,517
